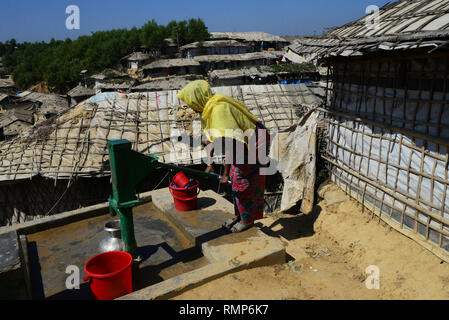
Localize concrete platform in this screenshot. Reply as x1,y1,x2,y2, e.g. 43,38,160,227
26,201,206,299
120,187,285,300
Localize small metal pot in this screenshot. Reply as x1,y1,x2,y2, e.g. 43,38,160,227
99,220,124,253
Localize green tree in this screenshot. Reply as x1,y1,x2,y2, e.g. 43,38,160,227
166,20,188,47
186,18,210,43
2,18,210,93
140,20,167,52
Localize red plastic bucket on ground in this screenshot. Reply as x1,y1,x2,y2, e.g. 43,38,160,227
169,179,200,211
173,172,190,188
84,251,133,300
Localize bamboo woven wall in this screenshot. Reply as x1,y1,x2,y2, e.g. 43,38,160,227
323,51,449,259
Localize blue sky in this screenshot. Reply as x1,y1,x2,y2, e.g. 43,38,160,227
0,0,392,43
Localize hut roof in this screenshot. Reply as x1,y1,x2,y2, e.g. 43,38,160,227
95,80,136,91
67,85,96,98
180,40,249,50
122,52,151,61
17,91,68,114
0,93,9,103
90,69,128,80
210,32,288,43
0,108,34,136
0,79,15,88
289,0,449,60
132,78,192,91
209,67,275,80
0,84,322,182
193,51,283,63
142,58,201,70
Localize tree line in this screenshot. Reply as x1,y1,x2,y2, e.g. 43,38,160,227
1,18,210,94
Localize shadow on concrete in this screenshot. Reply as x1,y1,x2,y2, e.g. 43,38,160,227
256,205,322,241
135,243,205,291
195,227,230,247
27,241,45,300
46,282,94,300
197,197,217,210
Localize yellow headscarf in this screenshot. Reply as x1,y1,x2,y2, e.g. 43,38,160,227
176,80,259,144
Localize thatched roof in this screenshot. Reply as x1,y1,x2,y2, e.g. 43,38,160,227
180,40,249,50
131,78,192,91
0,108,34,126
90,69,128,80
289,0,449,60
0,93,9,103
193,51,283,63
95,80,136,91
0,79,15,88
17,91,68,115
0,84,322,182
122,52,151,61
142,58,201,70
209,67,275,80
210,32,289,43
67,85,96,98
0,108,34,136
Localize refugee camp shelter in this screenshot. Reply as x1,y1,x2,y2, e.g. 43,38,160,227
121,52,152,69
297,0,449,261
0,108,34,141
67,85,96,107
0,78,16,94
209,67,278,87
95,80,136,93
0,94,37,112
162,38,180,57
210,32,290,51
0,84,322,226
180,40,250,57
193,51,283,72
90,69,129,88
131,78,193,92
17,91,69,118
142,58,202,78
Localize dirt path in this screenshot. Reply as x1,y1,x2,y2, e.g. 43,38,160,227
173,182,449,300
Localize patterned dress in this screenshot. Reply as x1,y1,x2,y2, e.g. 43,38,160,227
229,122,269,224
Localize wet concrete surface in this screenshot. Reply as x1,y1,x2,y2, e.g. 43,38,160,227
27,202,208,300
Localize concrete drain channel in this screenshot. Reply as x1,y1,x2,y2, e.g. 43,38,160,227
8,188,285,300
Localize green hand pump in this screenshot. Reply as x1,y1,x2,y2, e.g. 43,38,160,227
107,139,224,259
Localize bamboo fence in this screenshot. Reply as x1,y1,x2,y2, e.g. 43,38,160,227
323,51,449,259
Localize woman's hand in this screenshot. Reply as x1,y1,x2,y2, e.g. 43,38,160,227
220,175,229,185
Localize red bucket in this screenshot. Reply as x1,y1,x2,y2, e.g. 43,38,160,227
173,172,190,188
169,179,200,211
84,251,133,300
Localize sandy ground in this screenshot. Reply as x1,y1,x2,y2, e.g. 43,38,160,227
173,182,449,300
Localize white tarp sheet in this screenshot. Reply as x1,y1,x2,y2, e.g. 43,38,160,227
270,109,319,213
